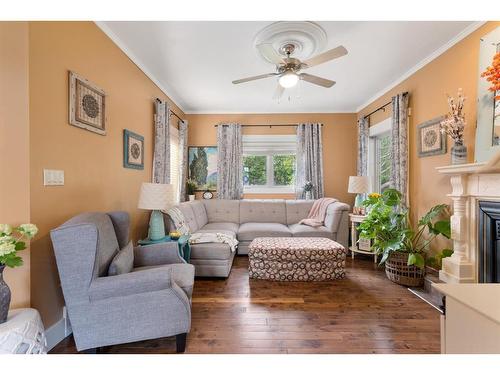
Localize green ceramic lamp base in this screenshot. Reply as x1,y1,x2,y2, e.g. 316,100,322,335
148,210,166,241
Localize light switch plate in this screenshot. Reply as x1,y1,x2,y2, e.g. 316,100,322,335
43,169,64,186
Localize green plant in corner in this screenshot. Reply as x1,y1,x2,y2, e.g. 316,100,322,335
186,179,197,196
358,188,451,270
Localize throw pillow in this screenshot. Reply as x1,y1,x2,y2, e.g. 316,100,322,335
108,240,134,276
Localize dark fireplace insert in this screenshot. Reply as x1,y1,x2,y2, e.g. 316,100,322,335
478,201,500,283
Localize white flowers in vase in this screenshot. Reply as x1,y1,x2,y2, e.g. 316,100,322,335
0,223,38,267
440,88,466,145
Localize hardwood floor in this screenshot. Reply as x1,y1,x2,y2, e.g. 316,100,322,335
50,255,441,354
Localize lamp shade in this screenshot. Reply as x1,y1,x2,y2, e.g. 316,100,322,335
138,183,174,210
348,176,369,194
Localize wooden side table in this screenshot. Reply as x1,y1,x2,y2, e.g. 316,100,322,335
349,213,377,264
0,308,47,354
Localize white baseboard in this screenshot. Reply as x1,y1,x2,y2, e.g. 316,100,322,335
45,307,72,352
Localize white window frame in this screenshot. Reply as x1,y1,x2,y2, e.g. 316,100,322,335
170,125,181,204
242,135,296,194
368,118,392,193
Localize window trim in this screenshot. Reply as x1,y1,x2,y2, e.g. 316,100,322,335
242,135,296,194
368,118,391,193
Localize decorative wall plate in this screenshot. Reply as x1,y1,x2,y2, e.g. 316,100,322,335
417,115,447,158
69,71,106,135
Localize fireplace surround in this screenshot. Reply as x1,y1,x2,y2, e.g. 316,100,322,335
436,152,500,283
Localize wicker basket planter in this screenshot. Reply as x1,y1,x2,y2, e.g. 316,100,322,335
384,252,425,287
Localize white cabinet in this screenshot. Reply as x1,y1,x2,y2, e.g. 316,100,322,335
433,284,500,354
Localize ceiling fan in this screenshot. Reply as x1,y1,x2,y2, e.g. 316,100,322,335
232,43,348,99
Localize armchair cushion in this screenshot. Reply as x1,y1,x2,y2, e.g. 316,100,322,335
133,241,185,267
89,267,172,302
108,241,134,276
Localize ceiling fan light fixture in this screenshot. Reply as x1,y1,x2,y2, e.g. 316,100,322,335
278,72,299,88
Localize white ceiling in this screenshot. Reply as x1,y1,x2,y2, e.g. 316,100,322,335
98,21,478,113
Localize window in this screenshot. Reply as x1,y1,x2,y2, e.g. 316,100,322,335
368,118,392,193
170,125,181,204
242,135,296,193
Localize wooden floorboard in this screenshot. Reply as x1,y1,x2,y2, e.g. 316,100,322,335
50,255,441,354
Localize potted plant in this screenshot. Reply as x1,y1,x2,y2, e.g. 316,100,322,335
0,223,38,323
358,189,450,287
303,181,314,200
186,179,197,201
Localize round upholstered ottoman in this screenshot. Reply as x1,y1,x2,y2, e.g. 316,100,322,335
248,237,346,281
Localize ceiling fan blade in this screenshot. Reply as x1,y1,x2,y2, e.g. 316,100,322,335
300,73,336,88
256,43,285,65
232,73,277,84
302,45,348,68
273,84,285,100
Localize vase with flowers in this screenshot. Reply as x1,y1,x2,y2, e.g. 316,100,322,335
0,223,38,323
440,88,467,165
303,181,314,200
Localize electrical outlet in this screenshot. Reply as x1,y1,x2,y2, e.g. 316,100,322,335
43,169,64,186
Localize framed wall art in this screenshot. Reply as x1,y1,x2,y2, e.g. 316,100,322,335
188,146,217,191
123,130,144,170
69,71,106,135
417,115,447,158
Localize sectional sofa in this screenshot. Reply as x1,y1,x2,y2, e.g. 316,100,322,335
164,199,350,277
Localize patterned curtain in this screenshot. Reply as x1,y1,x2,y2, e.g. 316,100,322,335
178,119,189,202
295,123,324,200
357,117,369,176
216,123,243,199
391,92,410,206
152,100,170,184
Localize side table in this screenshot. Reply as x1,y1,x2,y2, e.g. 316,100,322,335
0,308,47,354
349,213,377,264
138,235,191,263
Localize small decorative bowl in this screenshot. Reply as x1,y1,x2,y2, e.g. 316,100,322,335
169,232,181,240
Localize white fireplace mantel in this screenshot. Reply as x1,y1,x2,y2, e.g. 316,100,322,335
436,152,500,283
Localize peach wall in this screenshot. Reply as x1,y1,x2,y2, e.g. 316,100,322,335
28,22,184,327
358,21,500,253
186,113,358,206
0,22,31,308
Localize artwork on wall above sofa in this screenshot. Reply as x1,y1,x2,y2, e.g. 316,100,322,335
188,146,217,191
123,129,144,170
417,115,447,158
68,71,106,135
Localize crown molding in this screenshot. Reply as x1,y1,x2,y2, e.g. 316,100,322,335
94,21,187,113
355,21,487,113
184,109,356,115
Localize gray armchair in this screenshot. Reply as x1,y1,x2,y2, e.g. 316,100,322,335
50,211,194,353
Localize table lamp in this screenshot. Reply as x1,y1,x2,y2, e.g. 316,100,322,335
138,182,174,241
348,176,369,212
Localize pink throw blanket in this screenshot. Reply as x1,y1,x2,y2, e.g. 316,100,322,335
299,198,338,227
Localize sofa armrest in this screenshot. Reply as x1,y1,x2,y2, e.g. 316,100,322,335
89,267,172,302
324,201,350,232
133,242,186,267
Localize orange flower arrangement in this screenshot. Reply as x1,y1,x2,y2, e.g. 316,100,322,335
481,52,500,100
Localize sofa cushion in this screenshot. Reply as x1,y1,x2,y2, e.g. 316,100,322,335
285,200,314,225
133,263,195,298
239,200,286,224
288,223,332,238
108,241,134,276
203,199,240,223
177,202,199,233
324,202,350,234
237,222,292,241
189,242,233,260
198,222,239,235
190,200,208,229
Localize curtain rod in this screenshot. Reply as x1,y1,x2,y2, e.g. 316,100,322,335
155,98,183,121
363,101,392,119
214,124,323,128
